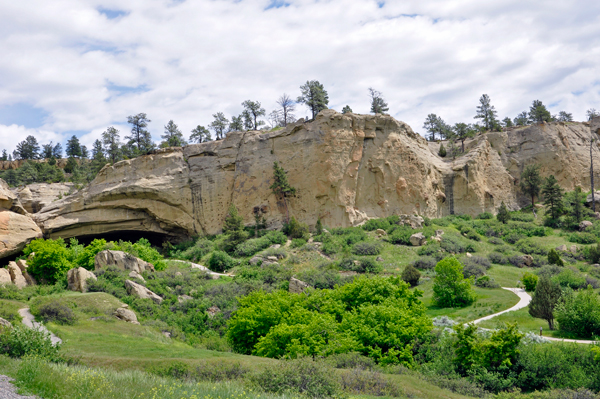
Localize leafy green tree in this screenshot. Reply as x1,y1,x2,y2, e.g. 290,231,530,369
270,161,297,221
529,100,552,124
229,115,244,132
13,135,40,160
542,175,563,220
432,257,477,308
161,120,187,147
369,88,389,114
210,112,229,140
513,111,529,126
341,105,352,114
126,113,154,155
22,238,73,284
474,94,498,131
452,323,479,374
547,248,564,266
189,125,211,143
453,123,475,152
497,201,510,224
555,286,600,338
297,80,329,119
222,204,249,253
65,135,82,157
277,94,296,126
242,100,266,130
558,111,573,122
102,126,121,164
502,117,513,128
401,264,421,287
529,275,562,330
520,164,542,208
521,272,538,291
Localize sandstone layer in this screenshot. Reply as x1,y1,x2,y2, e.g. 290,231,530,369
31,112,600,240
13,183,75,213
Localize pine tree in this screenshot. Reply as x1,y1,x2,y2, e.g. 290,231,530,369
41,143,54,159
520,164,542,209
52,143,63,159
66,135,82,157
229,116,244,132
529,276,562,330
222,204,249,253
126,113,154,155
474,94,498,131
13,136,40,160
369,88,389,114
453,123,475,153
210,112,229,140
341,105,352,114
297,80,329,119
161,120,187,147
270,162,297,222
401,264,421,287
438,143,447,157
542,175,564,220
528,100,552,124
557,111,573,122
315,217,323,235
497,201,510,224
547,249,564,266
566,186,585,224
102,126,122,164
502,117,513,128
513,112,529,126
190,125,212,143
241,100,266,130
0,149,7,161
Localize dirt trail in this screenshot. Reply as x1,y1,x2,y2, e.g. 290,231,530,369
18,307,62,345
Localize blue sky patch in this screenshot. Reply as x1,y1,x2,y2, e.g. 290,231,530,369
106,83,151,97
265,0,290,10
0,103,48,128
98,8,128,19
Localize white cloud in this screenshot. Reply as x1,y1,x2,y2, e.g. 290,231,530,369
0,0,599,150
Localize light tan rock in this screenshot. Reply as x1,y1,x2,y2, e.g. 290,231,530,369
579,221,593,231
67,267,97,293
207,306,221,317
7,262,27,288
399,215,424,229
0,178,26,215
128,270,145,282
375,229,387,236
0,317,12,329
13,183,75,213
177,295,193,303
15,259,36,285
95,250,155,273
289,277,311,294
522,255,534,267
409,232,427,246
556,244,568,252
0,209,43,261
113,308,139,324
124,279,163,304
0,268,11,285
570,245,578,254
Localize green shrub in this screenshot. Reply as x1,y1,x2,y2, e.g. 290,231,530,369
555,286,600,338
417,243,442,258
552,268,586,289
73,238,108,270
351,242,381,256
234,236,272,257
488,252,508,265
510,212,535,222
358,258,382,274
440,234,475,254
117,238,167,271
249,357,343,399
515,238,548,256
547,248,564,266
401,264,421,287
438,143,447,157
362,218,391,231
568,232,598,244
476,212,494,220
465,230,481,241
283,217,309,239
503,232,526,244
387,226,414,245
475,275,499,288
176,238,214,262
208,251,236,272
522,272,539,291
291,238,307,248
36,301,77,325
583,243,600,264
413,256,437,270
0,325,60,360
23,238,73,284
432,257,477,308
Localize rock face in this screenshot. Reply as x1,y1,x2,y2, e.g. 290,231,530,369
0,179,42,260
289,277,311,294
94,250,155,273
13,183,74,213
410,233,427,246
6,262,27,288
113,308,139,324
124,279,163,304
580,221,593,231
30,113,600,239
0,268,11,285
0,317,12,328
67,267,97,293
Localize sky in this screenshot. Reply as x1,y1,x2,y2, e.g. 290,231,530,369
0,0,599,153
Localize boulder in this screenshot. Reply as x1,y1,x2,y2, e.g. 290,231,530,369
270,244,281,249
0,317,12,329
15,259,36,285
7,262,27,289
522,255,534,267
67,267,97,293
0,210,43,261
399,214,424,229
570,245,578,254
95,250,155,273
124,279,163,304
267,256,278,262
466,252,472,257
177,295,193,303
375,229,387,236
128,270,145,282
586,191,600,205
579,221,593,231
174,271,182,277
113,308,139,324
207,306,221,317
0,268,11,285
289,277,311,294
595,212,600,220
409,232,427,246
376,256,384,262
249,256,262,265
556,244,568,252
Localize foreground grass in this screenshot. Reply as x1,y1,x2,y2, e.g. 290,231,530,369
0,299,26,324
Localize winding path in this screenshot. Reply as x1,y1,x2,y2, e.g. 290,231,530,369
18,308,62,345
470,288,596,344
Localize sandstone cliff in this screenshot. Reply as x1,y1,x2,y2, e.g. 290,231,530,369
31,112,600,241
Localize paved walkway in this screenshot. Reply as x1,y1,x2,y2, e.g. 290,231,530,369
18,308,62,345
470,288,596,344
169,260,232,277
0,375,37,399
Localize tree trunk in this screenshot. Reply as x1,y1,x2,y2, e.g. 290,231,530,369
591,134,596,212
548,318,554,331
461,139,465,153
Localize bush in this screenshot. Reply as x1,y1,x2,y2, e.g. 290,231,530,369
339,367,403,397
488,252,508,265
503,232,526,244
569,232,598,244
476,212,494,220
547,248,564,266
0,325,60,360
249,357,342,399
475,275,500,288
175,238,214,262
401,264,421,287
463,263,486,279
413,256,437,270
357,258,382,274
23,238,73,284
233,232,285,257
440,234,475,254
555,286,600,338
362,218,391,232
417,243,442,258
522,272,539,291
291,238,307,248
36,301,77,325
208,251,236,272
351,242,381,256
464,256,491,269
488,237,504,245
552,268,586,289
283,217,309,239
465,229,481,241
583,243,600,264
327,352,375,370
387,226,414,245
515,239,548,256
432,257,477,308
438,143,447,157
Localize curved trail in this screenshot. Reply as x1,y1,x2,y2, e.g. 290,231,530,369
18,308,62,345
470,288,596,344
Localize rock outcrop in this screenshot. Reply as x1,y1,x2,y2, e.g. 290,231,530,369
0,179,42,260
0,268,11,285
94,250,155,273
0,317,12,329
29,113,600,240
13,183,74,214
67,267,97,293
6,262,27,289
289,277,311,294
124,279,163,304
113,307,139,324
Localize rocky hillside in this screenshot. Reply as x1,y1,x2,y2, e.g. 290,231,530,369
6,111,600,246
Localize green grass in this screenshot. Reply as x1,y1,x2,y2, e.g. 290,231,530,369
476,307,566,338
0,299,26,324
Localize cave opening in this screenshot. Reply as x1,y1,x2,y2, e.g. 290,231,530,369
69,230,187,249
